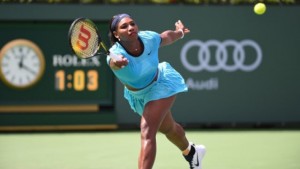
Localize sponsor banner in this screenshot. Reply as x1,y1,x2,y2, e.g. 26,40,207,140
181,39,263,91
151,7,300,123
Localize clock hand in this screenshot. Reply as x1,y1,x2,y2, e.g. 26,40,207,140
21,64,37,76
19,55,24,68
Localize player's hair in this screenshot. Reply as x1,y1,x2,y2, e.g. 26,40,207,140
108,18,118,45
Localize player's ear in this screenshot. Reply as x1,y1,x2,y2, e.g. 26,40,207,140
113,31,119,40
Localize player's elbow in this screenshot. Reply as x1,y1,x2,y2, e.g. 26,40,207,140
161,32,176,47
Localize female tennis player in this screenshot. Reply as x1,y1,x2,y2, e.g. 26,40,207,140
107,13,206,169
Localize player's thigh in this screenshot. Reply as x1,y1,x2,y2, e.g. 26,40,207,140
141,95,177,132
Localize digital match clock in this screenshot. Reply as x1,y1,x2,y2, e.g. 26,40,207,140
55,69,99,91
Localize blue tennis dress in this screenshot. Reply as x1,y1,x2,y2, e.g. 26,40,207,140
108,31,188,115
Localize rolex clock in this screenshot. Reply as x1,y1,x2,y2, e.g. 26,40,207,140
0,39,45,89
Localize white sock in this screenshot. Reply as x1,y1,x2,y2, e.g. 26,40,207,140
182,143,192,156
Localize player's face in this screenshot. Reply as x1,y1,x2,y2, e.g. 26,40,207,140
114,17,139,41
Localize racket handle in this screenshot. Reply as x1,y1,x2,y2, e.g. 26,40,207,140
108,50,122,61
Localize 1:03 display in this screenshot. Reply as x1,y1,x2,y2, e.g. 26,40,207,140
55,70,98,91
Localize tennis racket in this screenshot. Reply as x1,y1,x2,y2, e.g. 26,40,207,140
68,18,121,60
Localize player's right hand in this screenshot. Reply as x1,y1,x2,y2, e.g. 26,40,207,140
112,55,129,69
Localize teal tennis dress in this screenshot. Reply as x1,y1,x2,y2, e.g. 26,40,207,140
108,31,188,116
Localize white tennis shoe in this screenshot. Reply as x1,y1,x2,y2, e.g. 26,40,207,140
184,144,206,169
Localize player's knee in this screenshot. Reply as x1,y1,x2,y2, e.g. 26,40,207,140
140,121,157,140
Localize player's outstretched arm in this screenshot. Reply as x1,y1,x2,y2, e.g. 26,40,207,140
160,20,190,47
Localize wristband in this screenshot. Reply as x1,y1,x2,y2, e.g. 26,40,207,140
179,29,184,39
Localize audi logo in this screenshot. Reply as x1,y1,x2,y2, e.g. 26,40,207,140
180,39,263,72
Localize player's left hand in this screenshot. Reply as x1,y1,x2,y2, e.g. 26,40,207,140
175,20,190,34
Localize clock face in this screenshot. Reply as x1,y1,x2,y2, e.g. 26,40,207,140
0,39,45,89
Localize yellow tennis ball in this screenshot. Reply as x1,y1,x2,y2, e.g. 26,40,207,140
254,3,266,15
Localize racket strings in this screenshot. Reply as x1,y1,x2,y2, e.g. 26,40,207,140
70,20,99,58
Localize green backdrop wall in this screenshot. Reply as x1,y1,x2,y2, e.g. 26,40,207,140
0,5,299,129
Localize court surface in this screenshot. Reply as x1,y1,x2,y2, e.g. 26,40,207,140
0,130,299,169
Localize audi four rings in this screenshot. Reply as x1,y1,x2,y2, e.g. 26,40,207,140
180,39,263,72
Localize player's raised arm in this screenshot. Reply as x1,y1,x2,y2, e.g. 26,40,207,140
160,20,190,47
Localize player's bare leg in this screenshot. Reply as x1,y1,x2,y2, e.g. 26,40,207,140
159,110,189,151
159,106,206,169
138,96,176,169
